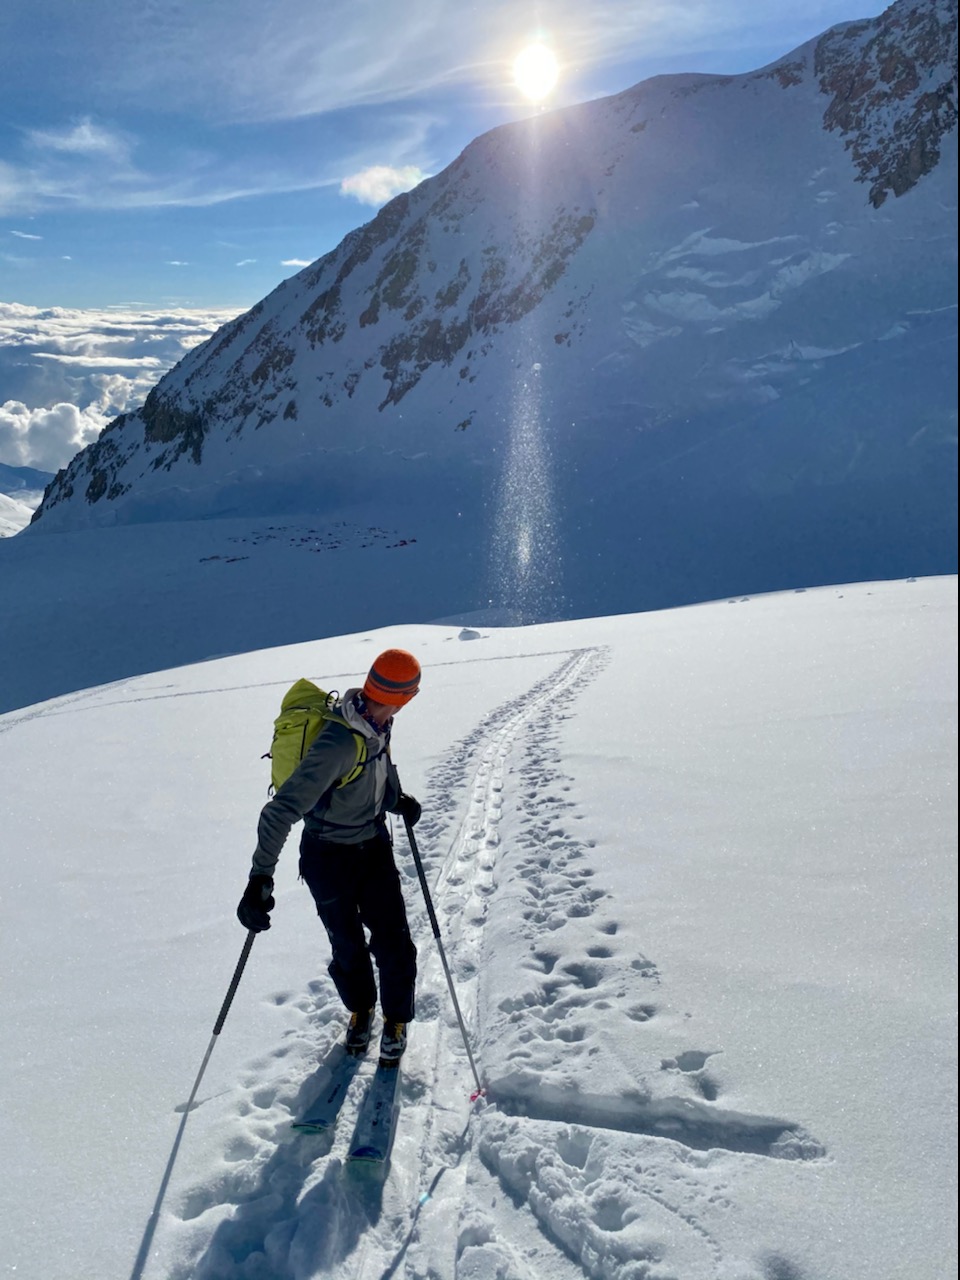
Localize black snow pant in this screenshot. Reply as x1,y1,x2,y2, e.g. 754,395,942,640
299,827,417,1023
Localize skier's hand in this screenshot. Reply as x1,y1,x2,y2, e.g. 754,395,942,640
396,793,422,828
237,874,275,931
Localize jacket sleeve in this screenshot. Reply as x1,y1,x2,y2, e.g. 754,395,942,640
250,724,359,878
383,759,402,815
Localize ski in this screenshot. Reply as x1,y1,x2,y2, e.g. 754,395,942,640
346,1063,401,1163
292,1048,364,1134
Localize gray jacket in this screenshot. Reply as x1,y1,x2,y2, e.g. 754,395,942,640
250,689,402,878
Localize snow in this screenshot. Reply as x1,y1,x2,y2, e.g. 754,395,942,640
28,13,958,545
0,463,48,534
1,574,955,1279
0,489,40,537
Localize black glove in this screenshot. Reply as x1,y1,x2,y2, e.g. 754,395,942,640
396,793,422,827
237,874,275,932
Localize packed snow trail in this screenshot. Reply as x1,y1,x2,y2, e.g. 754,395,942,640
161,646,824,1280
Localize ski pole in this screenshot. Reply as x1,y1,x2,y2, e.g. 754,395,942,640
403,817,485,1098
128,929,256,1280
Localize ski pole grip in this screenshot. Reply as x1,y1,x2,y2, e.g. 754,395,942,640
213,929,256,1035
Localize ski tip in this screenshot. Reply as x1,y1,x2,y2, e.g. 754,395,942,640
348,1146,387,1163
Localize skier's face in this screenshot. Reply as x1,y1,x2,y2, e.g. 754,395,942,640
365,697,405,727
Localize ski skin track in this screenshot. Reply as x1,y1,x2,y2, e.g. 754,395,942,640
167,646,643,1280
327,648,605,1278
350,647,610,1276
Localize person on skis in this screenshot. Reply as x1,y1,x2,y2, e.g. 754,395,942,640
237,648,423,1066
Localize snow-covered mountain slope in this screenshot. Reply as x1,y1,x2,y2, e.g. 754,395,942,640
0,462,54,496
0,490,39,537
2,0,955,717
1,578,955,1280
0,462,51,533
0,514,462,713
28,0,957,609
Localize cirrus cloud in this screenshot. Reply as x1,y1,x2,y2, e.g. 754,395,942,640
25,118,133,161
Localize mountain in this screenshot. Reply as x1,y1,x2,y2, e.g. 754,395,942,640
0,462,55,496
29,0,958,615
0,492,38,538
0,463,54,536
1,0,955,714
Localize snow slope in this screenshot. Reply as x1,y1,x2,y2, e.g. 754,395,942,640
0,575,955,1280
26,0,957,644
2,0,955,718
0,489,40,537
35,0,959,534
0,463,51,534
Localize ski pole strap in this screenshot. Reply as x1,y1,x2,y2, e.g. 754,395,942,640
213,929,256,1035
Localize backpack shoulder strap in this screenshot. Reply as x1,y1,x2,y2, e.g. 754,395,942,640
322,711,368,788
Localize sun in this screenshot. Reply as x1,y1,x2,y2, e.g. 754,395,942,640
512,43,559,103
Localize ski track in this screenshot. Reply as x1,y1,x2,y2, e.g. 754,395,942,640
161,647,824,1280
0,673,140,734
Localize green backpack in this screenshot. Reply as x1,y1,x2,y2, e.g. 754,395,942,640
266,678,366,794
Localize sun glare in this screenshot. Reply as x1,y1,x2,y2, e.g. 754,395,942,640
512,43,559,103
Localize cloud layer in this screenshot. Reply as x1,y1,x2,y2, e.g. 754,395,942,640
0,302,240,470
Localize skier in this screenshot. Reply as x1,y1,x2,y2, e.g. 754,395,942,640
237,648,423,1065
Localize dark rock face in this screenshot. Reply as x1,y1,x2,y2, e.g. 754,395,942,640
817,0,957,206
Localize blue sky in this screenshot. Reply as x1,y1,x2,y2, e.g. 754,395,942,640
1,0,888,314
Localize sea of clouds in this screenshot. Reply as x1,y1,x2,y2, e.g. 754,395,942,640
0,301,242,472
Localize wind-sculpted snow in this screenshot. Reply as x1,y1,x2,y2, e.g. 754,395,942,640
160,646,827,1280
